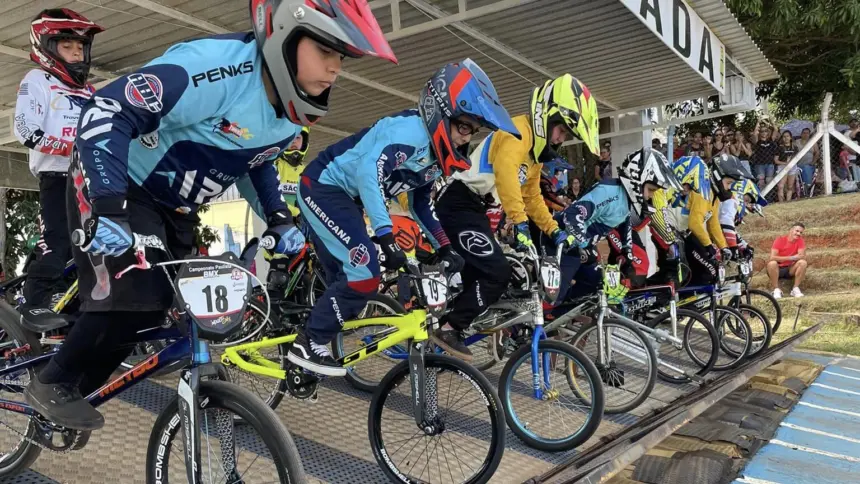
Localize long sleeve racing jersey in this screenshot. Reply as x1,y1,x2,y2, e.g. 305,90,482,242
75,32,295,218
671,190,728,249
557,180,632,250
450,115,558,235
300,110,449,249
718,196,746,247
14,69,94,176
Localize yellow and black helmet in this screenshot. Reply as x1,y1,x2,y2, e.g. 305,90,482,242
529,74,599,161
280,126,310,166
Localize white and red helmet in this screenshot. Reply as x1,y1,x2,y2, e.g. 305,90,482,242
30,8,104,89
250,0,397,126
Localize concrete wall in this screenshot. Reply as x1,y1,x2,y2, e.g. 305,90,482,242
610,111,652,165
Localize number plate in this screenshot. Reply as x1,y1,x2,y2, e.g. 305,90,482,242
740,261,752,276
718,265,726,284
421,270,448,314
174,254,250,341
540,263,561,292
605,268,621,288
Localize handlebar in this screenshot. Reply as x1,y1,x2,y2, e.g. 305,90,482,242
71,228,167,279
260,235,276,250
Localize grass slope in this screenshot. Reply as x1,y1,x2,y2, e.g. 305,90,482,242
741,193,860,355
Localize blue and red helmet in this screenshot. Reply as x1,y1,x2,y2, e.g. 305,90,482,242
418,58,519,177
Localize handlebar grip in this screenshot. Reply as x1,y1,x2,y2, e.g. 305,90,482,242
71,229,86,247
260,235,276,250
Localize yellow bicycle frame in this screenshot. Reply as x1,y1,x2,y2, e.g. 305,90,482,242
221,309,430,380
51,280,78,313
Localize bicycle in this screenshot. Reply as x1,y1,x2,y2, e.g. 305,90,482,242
0,232,305,483
331,243,607,452
545,265,719,414
223,240,507,483
726,254,783,334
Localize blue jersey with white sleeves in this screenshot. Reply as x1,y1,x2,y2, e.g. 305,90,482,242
558,180,632,248
75,32,297,217
302,110,449,248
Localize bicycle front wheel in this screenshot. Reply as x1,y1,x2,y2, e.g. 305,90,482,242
566,319,656,414
736,303,773,358
500,340,605,451
744,288,783,334
369,354,505,483
648,308,719,384
145,380,305,484
710,305,753,371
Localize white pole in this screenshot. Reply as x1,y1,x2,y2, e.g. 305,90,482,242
761,130,824,196
828,129,860,157
822,93,833,195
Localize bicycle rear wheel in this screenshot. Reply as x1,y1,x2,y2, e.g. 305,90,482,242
736,303,773,358
368,354,505,483
741,289,782,334
145,380,305,484
566,319,656,414
332,294,407,393
648,308,719,384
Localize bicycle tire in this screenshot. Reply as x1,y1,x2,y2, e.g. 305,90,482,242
145,380,305,484
331,294,407,393
368,354,505,483
746,288,782,334
737,303,773,358
500,340,605,451
566,319,656,414
648,308,719,384
0,305,42,478
710,305,753,371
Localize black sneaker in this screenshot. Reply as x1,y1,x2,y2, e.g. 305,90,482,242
432,328,473,362
287,331,346,377
25,377,104,431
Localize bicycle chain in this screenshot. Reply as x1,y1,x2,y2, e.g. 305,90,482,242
0,417,75,454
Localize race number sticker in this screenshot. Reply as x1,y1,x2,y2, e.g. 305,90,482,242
540,264,561,292
740,261,752,276
718,265,726,284
178,267,248,319
421,271,448,308
604,268,621,289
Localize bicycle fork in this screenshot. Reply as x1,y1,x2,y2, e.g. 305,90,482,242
529,293,552,400
408,341,441,435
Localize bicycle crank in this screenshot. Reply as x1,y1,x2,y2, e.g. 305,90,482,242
285,363,319,401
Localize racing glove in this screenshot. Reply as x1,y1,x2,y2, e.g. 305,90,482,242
513,222,534,250
81,214,134,257
263,209,305,255
720,247,733,263
377,232,407,271
551,229,576,252
436,245,465,273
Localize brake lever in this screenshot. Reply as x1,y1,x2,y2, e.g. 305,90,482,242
115,245,151,279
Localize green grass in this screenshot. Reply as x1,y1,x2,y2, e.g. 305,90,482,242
742,194,860,355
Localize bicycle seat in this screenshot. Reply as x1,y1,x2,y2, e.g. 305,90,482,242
19,308,72,332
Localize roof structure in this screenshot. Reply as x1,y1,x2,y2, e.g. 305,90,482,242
0,0,777,189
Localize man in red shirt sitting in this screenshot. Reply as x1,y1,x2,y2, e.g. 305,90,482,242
767,222,808,298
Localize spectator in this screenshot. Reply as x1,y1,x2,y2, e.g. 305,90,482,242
774,130,798,202
844,122,860,181
685,132,705,157
795,128,818,191
838,145,852,181
595,146,612,181
652,137,662,153
702,133,713,158
673,135,687,160
767,223,808,298
712,131,727,156
730,130,753,174
751,123,778,190
553,167,568,192
569,177,583,200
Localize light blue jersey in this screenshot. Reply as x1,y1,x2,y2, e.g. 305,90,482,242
75,32,297,217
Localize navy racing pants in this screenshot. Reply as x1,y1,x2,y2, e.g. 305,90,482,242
297,176,381,345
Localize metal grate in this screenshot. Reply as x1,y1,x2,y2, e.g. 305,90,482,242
2,469,61,484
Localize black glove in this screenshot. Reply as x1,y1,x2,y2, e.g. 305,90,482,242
721,247,733,262
436,245,465,273
377,232,407,271
706,244,719,261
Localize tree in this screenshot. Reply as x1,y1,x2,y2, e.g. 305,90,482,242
1,190,40,279
726,0,860,120
194,204,220,250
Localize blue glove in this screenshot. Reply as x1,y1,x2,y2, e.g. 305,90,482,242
264,225,305,255
551,229,575,251
82,215,133,256
513,222,534,250
263,209,305,255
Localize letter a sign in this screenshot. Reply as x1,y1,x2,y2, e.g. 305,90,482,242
621,0,726,93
